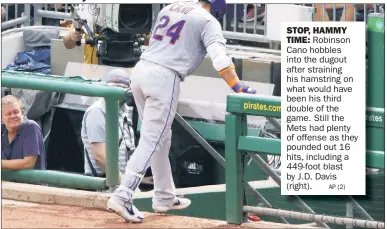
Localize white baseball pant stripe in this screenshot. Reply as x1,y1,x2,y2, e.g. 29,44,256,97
113,59,180,206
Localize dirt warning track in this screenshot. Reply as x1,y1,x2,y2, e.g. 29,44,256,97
1,182,315,229
2,200,243,228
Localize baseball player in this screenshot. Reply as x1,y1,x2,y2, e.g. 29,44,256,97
107,0,256,223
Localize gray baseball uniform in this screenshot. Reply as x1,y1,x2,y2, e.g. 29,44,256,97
112,1,233,206
141,1,232,78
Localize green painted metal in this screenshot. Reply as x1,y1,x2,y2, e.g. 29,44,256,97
238,136,281,155
366,107,384,152
133,171,384,226
1,169,106,190
225,92,385,224
225,114,246,224
367,126,385,152
137,119,262,142
238,137,384,169
105,98,120,186
2,70,131,100
226,94,281,117
366,107,385,128
367,13,385,33
226,93,384,155
366,150,385,169
367,13,385,109
1,70,126,188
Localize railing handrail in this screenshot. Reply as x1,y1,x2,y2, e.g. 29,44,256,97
2,70,128,188
224,93,385,227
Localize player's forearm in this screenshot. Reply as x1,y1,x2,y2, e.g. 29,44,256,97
206,43,241,89
220,67,240,87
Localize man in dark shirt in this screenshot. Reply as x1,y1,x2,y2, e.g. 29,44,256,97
1,95,46,170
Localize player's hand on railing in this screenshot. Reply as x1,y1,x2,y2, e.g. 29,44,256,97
232,81,256,94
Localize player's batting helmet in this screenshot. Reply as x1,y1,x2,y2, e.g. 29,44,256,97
201,0,227,20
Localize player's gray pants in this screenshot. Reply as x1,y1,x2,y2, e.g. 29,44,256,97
112,59,181,206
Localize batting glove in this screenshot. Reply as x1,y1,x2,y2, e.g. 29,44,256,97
232,81,256,94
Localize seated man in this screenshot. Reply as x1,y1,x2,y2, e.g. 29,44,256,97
1,95,46,170
81,69,141,189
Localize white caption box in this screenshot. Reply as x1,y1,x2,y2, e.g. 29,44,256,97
281,22,366,195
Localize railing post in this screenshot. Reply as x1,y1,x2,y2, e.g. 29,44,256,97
105,98,120,188
225,114,247,224
34,4,42,25
23,4,31,27
232,57,243,80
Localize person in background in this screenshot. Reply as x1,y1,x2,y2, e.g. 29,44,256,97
62,4,99,64
1,95,46,170
239,4,265,23
107,0,256,223
81,69,145,192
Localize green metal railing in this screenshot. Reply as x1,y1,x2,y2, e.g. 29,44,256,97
224,93,385,228
1,70,131,189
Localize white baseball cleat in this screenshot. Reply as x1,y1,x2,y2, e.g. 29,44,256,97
107,197,144,223
152,197,191,213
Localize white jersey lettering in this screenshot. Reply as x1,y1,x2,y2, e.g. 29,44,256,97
141,1,231,78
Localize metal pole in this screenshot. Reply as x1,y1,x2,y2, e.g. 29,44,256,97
36,9,71,19
225,114,245,224
34,4,42,25
1,16,28,29
346,201,354,229
2,26,70,36
247,152,329,228
244,183,289,224
2,169,106,190
243,206,385,229
222,31,270,43
174,113,226,167
243,4,247,33
175,113,288,223
322,4,326,21
104,98,120,187
266,117,281,131
233,4,237,32
253,4,257,35
348,196,374,220
233,57,243,80
23,4,31,26
1,72,128,100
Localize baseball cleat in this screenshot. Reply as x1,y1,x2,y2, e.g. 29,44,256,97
152,197,191,213
107,197,144,223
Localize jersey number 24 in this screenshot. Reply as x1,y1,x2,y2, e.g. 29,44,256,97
152,15,186,45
